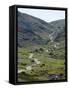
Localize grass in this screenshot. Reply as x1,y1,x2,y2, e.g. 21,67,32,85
17,46,65,82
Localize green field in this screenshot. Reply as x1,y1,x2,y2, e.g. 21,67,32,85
17,42,65,82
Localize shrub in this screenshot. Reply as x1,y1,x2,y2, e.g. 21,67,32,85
39,48,44,52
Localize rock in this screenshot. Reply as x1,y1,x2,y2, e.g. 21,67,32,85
18,69,25,74
28,53,34,59
34,58,40,64
46,50,48,52
26,66,32,70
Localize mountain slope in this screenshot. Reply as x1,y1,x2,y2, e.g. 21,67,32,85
18,12,57,47
18,11,65,47
50,19,65,42
50,19,65,28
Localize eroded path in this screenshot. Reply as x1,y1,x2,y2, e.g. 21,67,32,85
18,53,41,74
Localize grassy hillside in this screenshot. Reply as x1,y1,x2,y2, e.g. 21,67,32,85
17,12,65,82
18,47,65,82
18,12,58,47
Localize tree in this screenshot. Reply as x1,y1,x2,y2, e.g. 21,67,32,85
39,48,44,52
35,49,39,53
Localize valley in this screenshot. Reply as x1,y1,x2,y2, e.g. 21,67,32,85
17,11,65,82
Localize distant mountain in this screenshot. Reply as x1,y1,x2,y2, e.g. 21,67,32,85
50,19,65,42
50,19,65,29
18,12,57,47
18,11,65,47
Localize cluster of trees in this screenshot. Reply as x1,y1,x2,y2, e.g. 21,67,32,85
34,48,44,53
48,47,64,59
